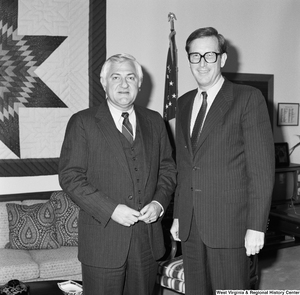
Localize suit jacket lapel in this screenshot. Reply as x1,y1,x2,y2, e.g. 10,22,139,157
94,102,132,178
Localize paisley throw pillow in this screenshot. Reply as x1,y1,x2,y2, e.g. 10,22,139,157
5,201,60,250
50,191,79,246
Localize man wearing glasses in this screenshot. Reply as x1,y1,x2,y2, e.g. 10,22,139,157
171,27,275,294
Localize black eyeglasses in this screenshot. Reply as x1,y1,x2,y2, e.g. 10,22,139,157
188,52,221,64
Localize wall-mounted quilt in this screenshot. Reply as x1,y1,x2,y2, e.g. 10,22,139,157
0,0,106,176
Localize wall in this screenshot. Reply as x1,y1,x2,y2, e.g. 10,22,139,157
1,0,300,194
106,0,300,163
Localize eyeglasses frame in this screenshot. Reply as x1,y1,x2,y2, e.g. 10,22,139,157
188,51,222,64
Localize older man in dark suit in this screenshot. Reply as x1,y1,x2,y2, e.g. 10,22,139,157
59,53,176,295
171,27,275,294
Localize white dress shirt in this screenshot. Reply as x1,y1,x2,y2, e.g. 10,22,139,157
190,75,225,136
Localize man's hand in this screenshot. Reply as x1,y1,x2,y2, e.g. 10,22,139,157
245,229,265,256
138,202,162,224
170,218,181,241
111,204,140,227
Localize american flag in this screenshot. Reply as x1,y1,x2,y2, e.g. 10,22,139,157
163,30,177,121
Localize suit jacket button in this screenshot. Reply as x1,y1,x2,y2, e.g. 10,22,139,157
128,195,133,200
191,187,193,191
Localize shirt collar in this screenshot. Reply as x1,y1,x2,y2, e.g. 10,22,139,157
107,100,134,122
198,75,225,100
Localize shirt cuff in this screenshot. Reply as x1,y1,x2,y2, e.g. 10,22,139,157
151,201,164,217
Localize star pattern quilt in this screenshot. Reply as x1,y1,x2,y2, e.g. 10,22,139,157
0,0,106,176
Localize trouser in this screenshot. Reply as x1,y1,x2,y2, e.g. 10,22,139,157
81,221,158,295
182,215,250,295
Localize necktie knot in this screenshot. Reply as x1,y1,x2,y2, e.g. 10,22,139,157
202,91,208,101
122,112,129,120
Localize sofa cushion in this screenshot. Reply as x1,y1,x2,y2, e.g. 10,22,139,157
0,202,22,249
29,246,81,279
50,191,79,246
6,201,60,250
0,249,39,285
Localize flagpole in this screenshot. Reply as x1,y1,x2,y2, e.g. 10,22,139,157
168,12,176,32
168,13,177,65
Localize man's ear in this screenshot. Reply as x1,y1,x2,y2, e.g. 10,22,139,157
220,53,227,68
100,77,106,91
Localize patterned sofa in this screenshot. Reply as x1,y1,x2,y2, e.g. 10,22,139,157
0,191,82,285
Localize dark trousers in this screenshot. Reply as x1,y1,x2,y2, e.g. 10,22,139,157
182,215,250,295
81,221,158,295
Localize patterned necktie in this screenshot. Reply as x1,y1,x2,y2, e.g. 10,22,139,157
191,91,208,152
121,112,134,144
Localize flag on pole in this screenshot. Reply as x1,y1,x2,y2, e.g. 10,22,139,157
163,20,177,122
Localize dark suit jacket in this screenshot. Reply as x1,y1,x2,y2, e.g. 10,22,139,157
174,78,275,248
59,101,176,268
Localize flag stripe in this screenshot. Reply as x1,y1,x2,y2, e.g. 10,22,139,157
163,31,177,121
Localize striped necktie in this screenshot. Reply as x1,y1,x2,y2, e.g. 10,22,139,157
191,91,208,152
121,112,134,144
